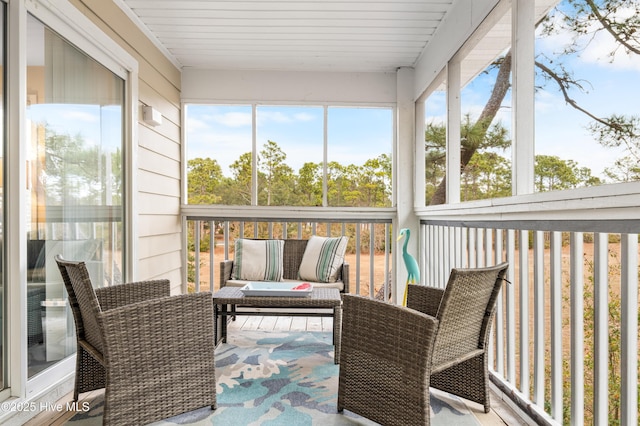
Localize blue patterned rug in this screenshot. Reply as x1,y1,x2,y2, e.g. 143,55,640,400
66,331,482,425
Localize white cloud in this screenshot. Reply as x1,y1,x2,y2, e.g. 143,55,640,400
258,110,319,125
212,111,252,127
257,111,293,124
579,33,640,71
293,112,315,122
186,116,211,132
61,111,97,122
534,89,561,113
537,5,640,71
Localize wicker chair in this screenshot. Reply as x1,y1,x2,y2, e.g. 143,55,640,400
337,294,439,425
409,262,508,413
55,255,217,425
338,263,508,425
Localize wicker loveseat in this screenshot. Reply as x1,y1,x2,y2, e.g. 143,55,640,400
220,238,350,293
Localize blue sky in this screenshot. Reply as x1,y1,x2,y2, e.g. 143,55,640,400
27,104,122,152
186,105,393,177
426,3,640,182
532,8,639,179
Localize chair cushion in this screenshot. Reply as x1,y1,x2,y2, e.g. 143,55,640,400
231,239,284,281
298,235,348,283
225,278,344,291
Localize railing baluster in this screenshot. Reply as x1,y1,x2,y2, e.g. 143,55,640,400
550,231,563,422
384,222,390,302
209,220,216,291
355,225,361,296
494,228,505,376
223,222,230,259
570,232,584,423
436,226,444,285
487,228,495,369
593,232,609,425
519,229,530,399
194,220,201,293
533,230,545,406
620,233,638,426
506,229,516,384
369,227,375,298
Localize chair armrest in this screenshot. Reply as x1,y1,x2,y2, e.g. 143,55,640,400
96,279,170,311
220,260,234,288
98,292,215,408
340,295,438,394
340,262,350,294
406,285,444,317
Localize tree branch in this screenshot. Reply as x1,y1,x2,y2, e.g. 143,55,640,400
585,0,640,55
535,60,626,132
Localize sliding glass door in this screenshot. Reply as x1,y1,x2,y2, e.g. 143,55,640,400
25,13,124,377
0,0,5,392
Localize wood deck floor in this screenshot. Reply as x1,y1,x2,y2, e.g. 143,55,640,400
23,316,523,426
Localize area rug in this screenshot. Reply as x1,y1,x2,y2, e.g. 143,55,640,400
66,331,481,425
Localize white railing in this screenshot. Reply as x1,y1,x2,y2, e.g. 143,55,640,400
182,207,395,301
419,216,639,426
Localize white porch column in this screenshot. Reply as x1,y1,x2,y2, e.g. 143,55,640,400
446,59,461,203
511,0,535,195
396,67,419,300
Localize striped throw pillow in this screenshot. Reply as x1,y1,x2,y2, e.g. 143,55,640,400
231,239,284,281
298,236,348,283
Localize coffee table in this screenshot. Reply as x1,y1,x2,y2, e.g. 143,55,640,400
212,286,342,364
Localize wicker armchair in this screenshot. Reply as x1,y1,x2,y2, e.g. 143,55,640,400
337,294,439,426
55,255,217,425
408,262,508,413
338,262,508,425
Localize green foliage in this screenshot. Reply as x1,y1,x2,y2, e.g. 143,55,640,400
41,124,122,206
297,162,323,206
462,151,511,200
259,140,295,206
604,157,640,183
187,157,223,204
425,120,601,199
425,117,514,202
534,155,601,191
187,141,393,207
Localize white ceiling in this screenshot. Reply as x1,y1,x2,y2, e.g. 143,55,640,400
118,0,456,72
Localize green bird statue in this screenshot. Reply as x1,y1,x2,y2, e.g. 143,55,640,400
397,228,420,306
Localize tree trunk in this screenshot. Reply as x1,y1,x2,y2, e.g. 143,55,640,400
429,51,513,205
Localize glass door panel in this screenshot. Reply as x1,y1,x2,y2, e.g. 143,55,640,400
26,14,124,377
0,0,5,391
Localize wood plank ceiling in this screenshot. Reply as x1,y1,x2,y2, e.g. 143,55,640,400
118,0,455,72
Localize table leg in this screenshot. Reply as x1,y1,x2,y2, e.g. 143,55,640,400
221,304,229,343
214,303,219,345
333,305,342,364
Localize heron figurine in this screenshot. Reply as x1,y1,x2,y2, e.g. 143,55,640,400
397,228,420,306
